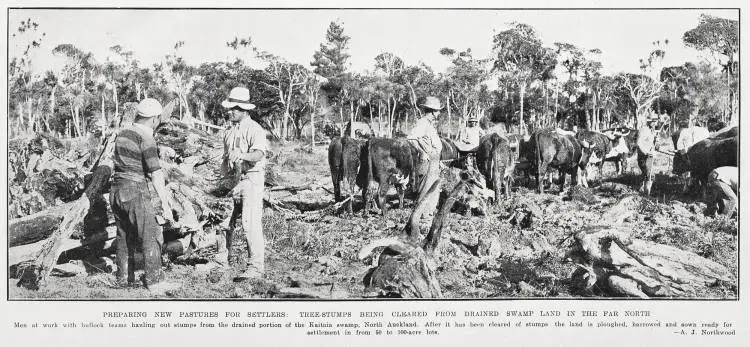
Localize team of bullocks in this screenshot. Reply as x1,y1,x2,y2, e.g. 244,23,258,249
111,89,737,293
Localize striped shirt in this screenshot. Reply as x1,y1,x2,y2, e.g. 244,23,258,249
112,123,161,182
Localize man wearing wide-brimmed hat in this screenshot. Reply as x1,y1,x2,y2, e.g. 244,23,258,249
636,113,662,196
408,96,444,212
218,87,268,280
110,98,177,294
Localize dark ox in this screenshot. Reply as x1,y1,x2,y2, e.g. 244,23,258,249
532,129,593,194
505,133,536,184
439,137,460,162
477,134,517,204
327,136,366,213
673,129,737,194
357,137,417,216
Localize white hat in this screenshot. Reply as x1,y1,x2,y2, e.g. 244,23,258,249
136,98,163,118
222,87,256,110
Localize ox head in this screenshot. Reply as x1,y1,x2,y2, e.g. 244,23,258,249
579,139,596,166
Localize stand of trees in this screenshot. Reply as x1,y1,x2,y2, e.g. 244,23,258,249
8,14,738,143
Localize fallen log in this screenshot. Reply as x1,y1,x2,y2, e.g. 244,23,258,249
8,202,78,247
568,195,736,298
10,226,117,278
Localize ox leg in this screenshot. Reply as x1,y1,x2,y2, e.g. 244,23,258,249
536,163,548,194
361,182,371,217
378,182,390,217
332,172,342,202
347,180,356,214
397,186,405,210
568,168,578,192
493,175,502,205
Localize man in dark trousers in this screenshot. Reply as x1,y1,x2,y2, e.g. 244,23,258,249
110,98,176,294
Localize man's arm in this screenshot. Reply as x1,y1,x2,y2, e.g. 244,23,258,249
241,149,265,162
149,169,173,222
142,135,173,222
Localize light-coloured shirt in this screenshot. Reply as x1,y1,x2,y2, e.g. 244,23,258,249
636,126,656,155
408,115,442,158
676,126,710,152
223,116,268,174
709,166,738,193
459,126,485,148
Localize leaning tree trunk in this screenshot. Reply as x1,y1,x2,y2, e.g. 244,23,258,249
113,85,119,121
349,101,354,138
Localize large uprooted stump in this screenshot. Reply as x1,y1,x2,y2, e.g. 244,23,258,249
8,119,224,290
359,178,474,298
568,195,735,298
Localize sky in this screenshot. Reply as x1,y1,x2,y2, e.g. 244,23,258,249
8,9,739,78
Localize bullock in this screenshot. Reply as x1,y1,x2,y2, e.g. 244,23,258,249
357,137,417,216
672,129,738,195
327,136,366,213
601,127,638,175
575,130,613,185
532,129,593,194
439,137,460,162
476,133,517,204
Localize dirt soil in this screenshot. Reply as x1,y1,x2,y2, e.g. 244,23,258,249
9,137,738,300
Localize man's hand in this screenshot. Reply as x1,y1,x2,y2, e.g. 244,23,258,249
228,149,244,163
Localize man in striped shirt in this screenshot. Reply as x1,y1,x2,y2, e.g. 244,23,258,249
110,98,176,293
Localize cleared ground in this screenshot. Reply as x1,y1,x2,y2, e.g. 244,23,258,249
8,136,738,300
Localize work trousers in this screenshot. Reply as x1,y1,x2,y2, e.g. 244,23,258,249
110,179,163,286
218,171,265,272
416,154,441,214
637,150,654,182
708,177,737,216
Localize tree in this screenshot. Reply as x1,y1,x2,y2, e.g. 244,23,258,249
9,18,46,135
190,60,279,129
659,62,727,128
164,41,195,122
492,23,556,132
440,48,491,137
311,20,353,136
311,20,351,78
683,14,739,122
617,40,668,128
51,44,99,137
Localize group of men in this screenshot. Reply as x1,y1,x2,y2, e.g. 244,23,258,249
110,87,266,293
636,114,738,216
107,85,737,293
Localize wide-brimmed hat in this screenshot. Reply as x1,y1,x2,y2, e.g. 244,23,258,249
136,98,163,118
418,96,443,111
222,87,257,110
